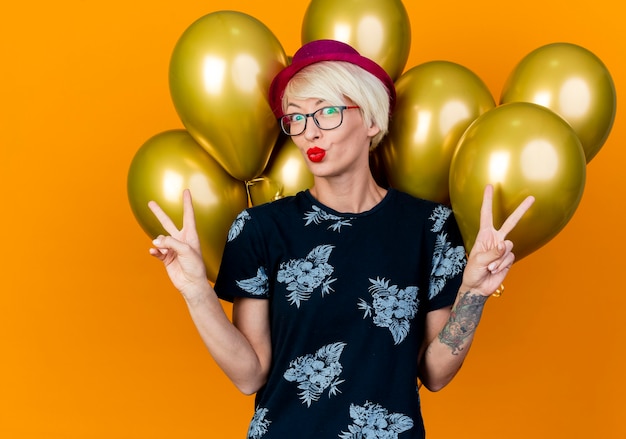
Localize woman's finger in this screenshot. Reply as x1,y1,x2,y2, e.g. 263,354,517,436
487,250,516,274
148,244,169,261
474,240,511,268
478,185,495,230
181,189,198,231
499,195,535,237
152,235,191,255
148,200,180,235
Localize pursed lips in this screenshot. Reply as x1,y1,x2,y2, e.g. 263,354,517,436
306,147,326,162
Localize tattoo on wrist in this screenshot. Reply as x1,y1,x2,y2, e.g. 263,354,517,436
438,292,488,355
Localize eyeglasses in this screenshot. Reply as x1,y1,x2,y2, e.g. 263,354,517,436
279,105,360,136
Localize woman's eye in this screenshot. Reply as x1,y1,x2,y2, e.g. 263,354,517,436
321,107,339,116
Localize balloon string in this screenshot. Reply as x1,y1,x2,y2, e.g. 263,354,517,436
244,178,262,207
245,177,284,207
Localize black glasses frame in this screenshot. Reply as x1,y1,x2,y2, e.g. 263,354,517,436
279,105,360,136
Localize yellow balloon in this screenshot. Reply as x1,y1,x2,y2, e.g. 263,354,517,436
449,103,586,260
169,11,289,181
248,137,314,206
379,61,495,204
500,43,616,163
127,130,248,282
301,0,410,80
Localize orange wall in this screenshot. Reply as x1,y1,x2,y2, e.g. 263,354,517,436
1,1,624,438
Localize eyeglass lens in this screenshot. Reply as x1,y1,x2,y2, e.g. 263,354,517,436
280,106,355,136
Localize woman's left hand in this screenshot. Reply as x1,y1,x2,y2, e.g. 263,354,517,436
462,184,535,296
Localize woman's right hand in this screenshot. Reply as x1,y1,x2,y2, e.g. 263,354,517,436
149,190,271,393
148,189,209,299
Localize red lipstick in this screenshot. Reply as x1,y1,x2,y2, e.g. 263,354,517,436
307,147,326,163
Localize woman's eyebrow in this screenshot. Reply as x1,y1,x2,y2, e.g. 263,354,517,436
286,99,326,111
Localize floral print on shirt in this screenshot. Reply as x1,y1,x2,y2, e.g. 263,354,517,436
228,210,251,241
236,267,269,296
428,205,466,299
277,244,337,307
428,205,451,233
283,342,347,407
304,205,353,232
247,406,271,439
358,277,419,345
428,232,465,299
339,401,414,438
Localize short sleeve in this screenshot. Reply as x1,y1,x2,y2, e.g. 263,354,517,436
213,209,270,302
425,204,467,311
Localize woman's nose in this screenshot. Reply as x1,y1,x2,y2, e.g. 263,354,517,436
302,117,321,140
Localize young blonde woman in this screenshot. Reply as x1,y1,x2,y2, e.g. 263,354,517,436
149,40,534,438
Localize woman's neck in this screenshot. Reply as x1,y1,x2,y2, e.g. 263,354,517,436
309,174,387,214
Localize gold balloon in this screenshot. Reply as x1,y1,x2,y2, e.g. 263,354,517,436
379,61,495,204
127,130,248,282
449,102,586,260
248,136,314,206
500,43,616,163
169,11,288,181
301,0,410,80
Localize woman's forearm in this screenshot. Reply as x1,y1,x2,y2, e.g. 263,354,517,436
183,285,270,395
420,289,488,391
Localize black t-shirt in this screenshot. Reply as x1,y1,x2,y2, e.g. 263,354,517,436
215,189,467,438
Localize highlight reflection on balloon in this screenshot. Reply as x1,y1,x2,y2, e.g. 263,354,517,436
379,61,495,204
127,130,248,282
301,0,411,80
500,42,616,162
266,138,314,196
248,137,314,206
450,103,586,260
169,11,288,181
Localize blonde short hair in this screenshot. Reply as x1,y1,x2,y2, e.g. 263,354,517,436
282,61,391,149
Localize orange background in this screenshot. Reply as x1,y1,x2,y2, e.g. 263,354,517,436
1,0,624,438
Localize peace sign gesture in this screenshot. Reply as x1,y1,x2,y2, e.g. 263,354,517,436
148,189,209,299
461,185,535,297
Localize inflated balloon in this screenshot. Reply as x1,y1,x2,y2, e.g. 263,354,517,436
379,61,495,204
265,137,314,197
127,130,248,282
500,43,616,163
301,0,410,80
449,102,586,261
169,11,289,181
248,137,314,206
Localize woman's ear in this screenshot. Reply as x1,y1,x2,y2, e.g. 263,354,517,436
367,122,381,137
